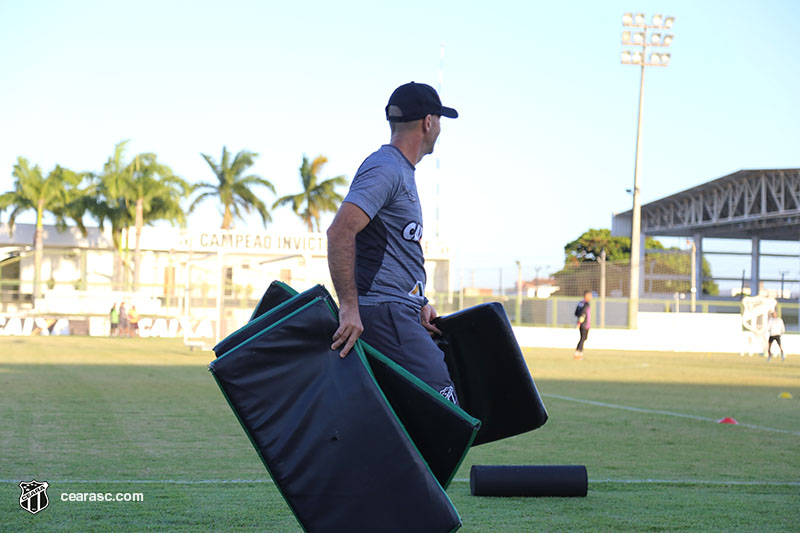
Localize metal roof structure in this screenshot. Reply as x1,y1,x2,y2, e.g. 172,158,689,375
613,169,800,240
612,169,800,300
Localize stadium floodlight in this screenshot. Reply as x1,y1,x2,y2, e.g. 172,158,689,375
619,12,675,329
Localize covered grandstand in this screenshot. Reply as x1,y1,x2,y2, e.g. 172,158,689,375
613,168,800,302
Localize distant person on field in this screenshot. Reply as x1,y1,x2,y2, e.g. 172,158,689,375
767,310,786,362
574,290,592,360
119,302,129,337
109,304,119,337
129,305,139,337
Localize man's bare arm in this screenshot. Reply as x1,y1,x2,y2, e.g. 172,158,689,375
327,202,370,357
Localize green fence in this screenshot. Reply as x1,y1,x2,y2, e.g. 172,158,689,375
431,292,800,331
4,278,800,332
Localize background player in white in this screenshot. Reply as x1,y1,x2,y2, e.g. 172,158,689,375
767,310,786,361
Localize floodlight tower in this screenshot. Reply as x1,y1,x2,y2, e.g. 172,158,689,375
621,12,674,329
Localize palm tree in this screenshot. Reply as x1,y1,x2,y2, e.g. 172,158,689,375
84,141,136,289
0,158,85,300
85,141,190,290
189,147,275,230
273,155,347,232
128,153,190,290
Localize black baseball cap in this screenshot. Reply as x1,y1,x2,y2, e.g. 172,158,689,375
385,82,458,122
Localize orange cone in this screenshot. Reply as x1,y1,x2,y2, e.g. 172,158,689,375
717,417,738,424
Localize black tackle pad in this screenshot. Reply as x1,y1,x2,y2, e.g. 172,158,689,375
249,280,299,321
433,302,548,446
214,284,329,357
360,342,480,489
210,297,462,533
210,282,480,531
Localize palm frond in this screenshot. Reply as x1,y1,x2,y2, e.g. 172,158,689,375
310,155,328,178
272,194,300,210
188,191,219,213
7,205,25,235
230,149,258,178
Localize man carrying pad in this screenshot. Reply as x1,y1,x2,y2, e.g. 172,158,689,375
326,81,459,403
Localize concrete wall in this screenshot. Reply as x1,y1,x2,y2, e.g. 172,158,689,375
513,312,798,355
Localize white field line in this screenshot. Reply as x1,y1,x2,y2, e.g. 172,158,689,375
541,393,800,436
2,478,798,487
582,479,800,486
0,479,273,484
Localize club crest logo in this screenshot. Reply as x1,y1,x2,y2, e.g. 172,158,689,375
19,480,50,515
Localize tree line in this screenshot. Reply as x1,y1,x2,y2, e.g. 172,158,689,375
0,141,347,298
553,228,719,296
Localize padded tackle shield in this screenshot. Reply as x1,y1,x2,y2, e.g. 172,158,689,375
213,283,329,357
433,303,548,445
360,342,480,488
210,284,480,532
470,465,588,497
248,280,301,321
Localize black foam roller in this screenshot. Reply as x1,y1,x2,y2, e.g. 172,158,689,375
470,465,588,497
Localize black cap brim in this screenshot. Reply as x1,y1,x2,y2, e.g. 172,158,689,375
440,106,458,119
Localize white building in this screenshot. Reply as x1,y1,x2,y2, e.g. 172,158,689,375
0,223,452,340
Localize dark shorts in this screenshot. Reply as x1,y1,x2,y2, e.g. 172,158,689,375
359,302,457,404
769,335,782,346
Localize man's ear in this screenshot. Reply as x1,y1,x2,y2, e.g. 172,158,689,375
422,114,432,132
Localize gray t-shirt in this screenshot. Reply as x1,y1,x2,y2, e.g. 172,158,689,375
343,144,427,310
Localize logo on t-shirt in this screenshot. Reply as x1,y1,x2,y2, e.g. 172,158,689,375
402,221,423,242
408,281,425,299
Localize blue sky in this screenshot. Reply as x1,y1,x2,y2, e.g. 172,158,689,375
1,0,798,290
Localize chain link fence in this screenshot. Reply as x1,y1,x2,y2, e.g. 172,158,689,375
3,249,799,334
437,251,799,331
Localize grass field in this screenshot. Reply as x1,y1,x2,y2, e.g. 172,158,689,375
2,337,799,532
